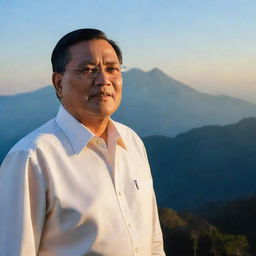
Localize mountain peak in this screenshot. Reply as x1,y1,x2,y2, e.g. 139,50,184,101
126,68,144,74
126,67,165,77
149,67,164,74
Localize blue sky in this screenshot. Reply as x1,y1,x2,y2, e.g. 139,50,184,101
1,0,255,102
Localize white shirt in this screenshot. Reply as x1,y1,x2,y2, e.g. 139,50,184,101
0,106,165,256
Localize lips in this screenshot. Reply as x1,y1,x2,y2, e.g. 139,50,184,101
90,91,113,99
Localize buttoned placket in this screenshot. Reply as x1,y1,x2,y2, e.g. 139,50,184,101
114,180,141,255
113,149,142,256
94,137,114,180
94,136,141,256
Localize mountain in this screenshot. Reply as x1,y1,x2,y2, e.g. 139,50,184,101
1,68,256,163
143,117,256,210
113,68,256,136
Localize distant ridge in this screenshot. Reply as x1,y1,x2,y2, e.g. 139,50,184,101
0,86,59,161
143,117,256,210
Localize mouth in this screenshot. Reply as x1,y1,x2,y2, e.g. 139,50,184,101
90,91,114,100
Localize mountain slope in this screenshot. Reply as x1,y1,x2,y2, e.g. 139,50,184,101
143,117,256,210
114,68,256,136
0,87,60,161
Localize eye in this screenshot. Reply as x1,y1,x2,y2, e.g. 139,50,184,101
80,67,98,74
106,66,121,73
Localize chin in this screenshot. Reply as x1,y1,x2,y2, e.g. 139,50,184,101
99,109,116,117
87,101,119,118
97,104,118,117
87,108,113,118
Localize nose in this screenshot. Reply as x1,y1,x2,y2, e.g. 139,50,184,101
94,68,111,86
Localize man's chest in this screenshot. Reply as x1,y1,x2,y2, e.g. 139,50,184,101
39,143,153,255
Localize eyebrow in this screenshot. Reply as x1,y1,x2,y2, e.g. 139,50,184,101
78,60,120,67
77,60,95,67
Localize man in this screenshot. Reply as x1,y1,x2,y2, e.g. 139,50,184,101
0,29,165,256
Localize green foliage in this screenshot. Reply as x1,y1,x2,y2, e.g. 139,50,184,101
194,196,256,255
159,208,251,256
159,208,186,229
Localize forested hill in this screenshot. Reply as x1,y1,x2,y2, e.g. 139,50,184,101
143,117,256,210
193,195,256,255
160,206,252,256
160,195,256,255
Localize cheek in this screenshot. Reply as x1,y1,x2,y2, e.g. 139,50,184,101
115,78,123,99
63,80,89,101
115,87,122,110
117,87,122,101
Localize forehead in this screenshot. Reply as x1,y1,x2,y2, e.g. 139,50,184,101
68,39,119,64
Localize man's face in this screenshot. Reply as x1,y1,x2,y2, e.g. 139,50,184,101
53,39,122,123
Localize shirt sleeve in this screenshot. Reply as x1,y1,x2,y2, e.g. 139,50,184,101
152,190,166,256
0,150,47,256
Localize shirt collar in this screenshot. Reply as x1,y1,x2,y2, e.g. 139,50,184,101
108,119,127,150
56,105,94,154
56,105,127,154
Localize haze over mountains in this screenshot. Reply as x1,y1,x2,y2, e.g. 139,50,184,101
1,68,256,162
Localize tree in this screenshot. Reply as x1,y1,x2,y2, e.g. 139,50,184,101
190,230,200,256
222,234,248,256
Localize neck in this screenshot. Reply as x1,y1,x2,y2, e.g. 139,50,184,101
62,105,110,143
81,116,109,143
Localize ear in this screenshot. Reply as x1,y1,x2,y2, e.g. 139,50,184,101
52,72,64,100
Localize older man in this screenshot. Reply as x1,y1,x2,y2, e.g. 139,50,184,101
0,29,165,256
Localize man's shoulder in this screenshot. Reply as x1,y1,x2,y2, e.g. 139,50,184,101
9,118,61,155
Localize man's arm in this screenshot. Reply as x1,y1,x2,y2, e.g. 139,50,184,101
152,191,166,256
0,150,47,256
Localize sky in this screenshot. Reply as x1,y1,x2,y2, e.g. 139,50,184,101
0,0,256,102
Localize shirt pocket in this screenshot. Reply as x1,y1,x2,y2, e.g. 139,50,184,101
133,178,153,191
133,178,154,222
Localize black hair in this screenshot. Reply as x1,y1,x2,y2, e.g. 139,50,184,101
51,28,122,73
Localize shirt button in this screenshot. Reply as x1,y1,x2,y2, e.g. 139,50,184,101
128,223,131,228
135,247,140,253
118,191,122,196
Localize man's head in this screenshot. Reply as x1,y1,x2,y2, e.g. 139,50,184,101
51,28,122,73
51,29,123,124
